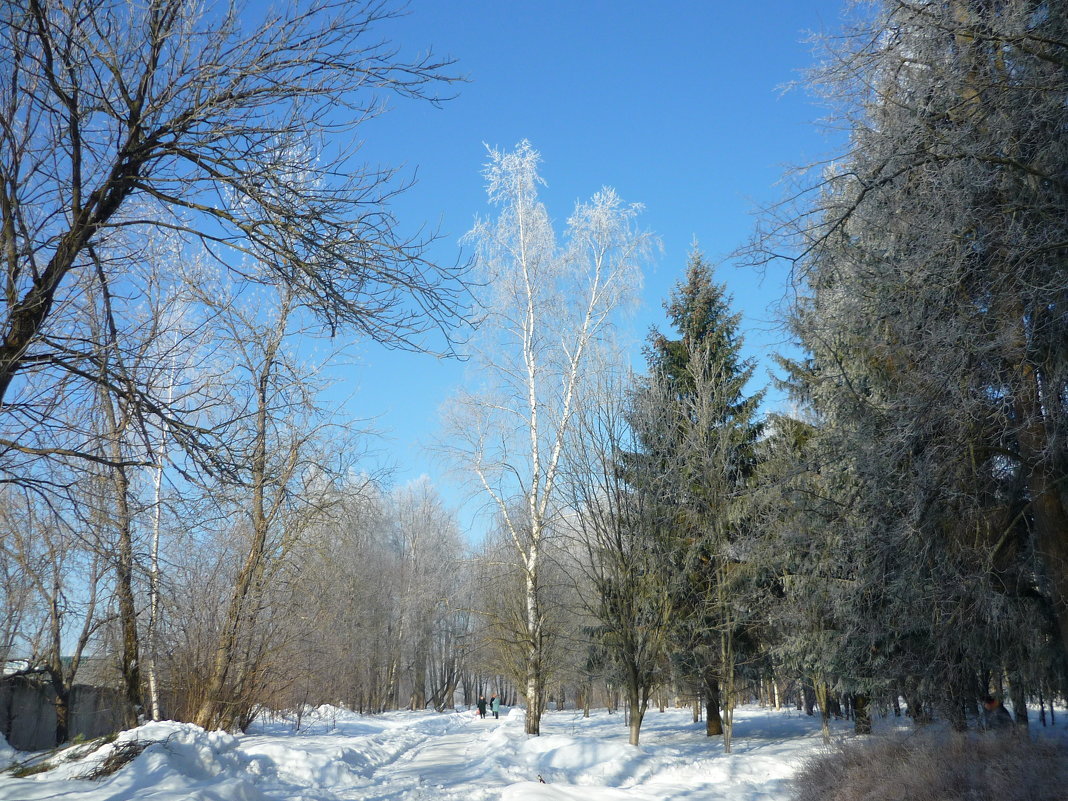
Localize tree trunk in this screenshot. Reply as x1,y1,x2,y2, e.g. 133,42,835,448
1010,681,1029,729
194,523,268,728
1008,312,1068,662
146,369,174,723
101,389,142,729
194,377,271,730
147,434,165,722
115,515,142,729
46,667,70,746
411,636,429,711
626,679,646,746
704,677,723,736
628,707,644,745
814,680,831,743
720,585,735,754
904,678,931,725
1020,427,1068,662
524,668,543,735
524,553,544,735
854,694,872,735
384,644,400,711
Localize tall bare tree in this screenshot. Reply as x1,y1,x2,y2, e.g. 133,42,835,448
190,280,354,730
0,0,463,487
444,141,651,734
562,375,674,745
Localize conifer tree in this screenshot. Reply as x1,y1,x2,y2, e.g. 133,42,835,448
758,0,1068,725
630,250,764,748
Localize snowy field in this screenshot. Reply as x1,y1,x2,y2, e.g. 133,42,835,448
0,703,944,801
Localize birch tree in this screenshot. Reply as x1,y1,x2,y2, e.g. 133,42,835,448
85,235,216,725
445,141,651,734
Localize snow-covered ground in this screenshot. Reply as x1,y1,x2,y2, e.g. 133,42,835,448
0,703,949,800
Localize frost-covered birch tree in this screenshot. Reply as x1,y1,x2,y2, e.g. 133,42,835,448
445,141,651,735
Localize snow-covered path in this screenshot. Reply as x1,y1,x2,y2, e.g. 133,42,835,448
0,704,856,801
388,729,494,788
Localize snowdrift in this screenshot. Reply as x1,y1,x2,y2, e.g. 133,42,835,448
4,703,1059,801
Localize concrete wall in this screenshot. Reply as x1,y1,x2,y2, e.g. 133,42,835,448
0,675,127,751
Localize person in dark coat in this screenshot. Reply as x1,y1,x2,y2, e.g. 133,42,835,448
982,696,1014,732
477,695,487,719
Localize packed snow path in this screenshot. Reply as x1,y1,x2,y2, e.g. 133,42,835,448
0,704,854,801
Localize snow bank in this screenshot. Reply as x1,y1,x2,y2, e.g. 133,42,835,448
0,721,264,801
0,734,14,771
501,780,657,801
239,739,369,787
4,703,1020,801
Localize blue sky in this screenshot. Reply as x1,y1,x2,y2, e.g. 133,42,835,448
331,1,850,539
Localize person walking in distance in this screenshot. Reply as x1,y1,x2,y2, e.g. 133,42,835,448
477,695,487,719
490,694,500,719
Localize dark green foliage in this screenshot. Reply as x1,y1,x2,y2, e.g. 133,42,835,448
759,0,1068,723
627,250,765,738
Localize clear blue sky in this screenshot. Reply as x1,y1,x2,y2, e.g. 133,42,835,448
330,1,850,540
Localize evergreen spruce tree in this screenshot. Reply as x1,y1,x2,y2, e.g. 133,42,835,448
760,0,1068,726
630,250,764,748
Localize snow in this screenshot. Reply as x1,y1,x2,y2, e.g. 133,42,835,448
0,704,930,800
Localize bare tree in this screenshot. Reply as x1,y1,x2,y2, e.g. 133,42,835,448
81,234,218,726
562,375,673,745
0,0,464,487
0,485,108,744
444,140,651,734
0,523,33,668
189,279,355,730
385,478,465,711
258,476,472,716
